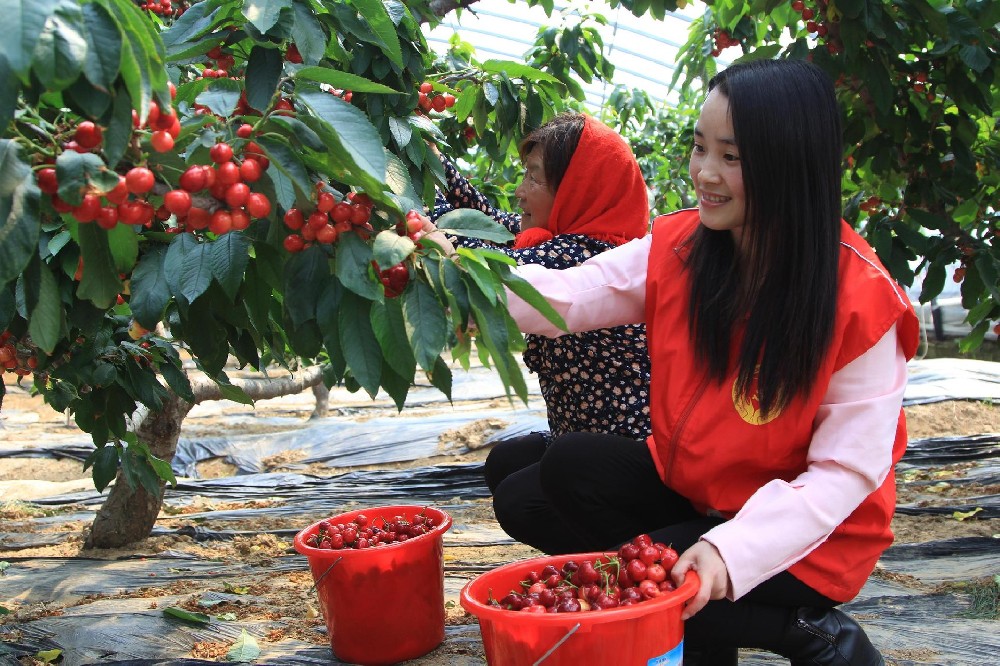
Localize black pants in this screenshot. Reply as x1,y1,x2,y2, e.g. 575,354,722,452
485,431,838,655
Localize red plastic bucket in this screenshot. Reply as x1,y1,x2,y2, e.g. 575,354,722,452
293,505,452,665
461,552,699,666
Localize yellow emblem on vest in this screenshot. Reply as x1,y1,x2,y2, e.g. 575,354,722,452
732,368,780,425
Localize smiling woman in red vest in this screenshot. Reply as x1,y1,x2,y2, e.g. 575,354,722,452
428,59,919,665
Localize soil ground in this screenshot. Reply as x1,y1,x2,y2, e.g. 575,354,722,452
0,348,998,665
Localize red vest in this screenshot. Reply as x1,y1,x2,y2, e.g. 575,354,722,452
645,209,919,601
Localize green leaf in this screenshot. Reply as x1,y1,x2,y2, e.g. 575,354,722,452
26,259,63,354
388,116,412,149
208,232,251,301
80,2,121,90
379,358,410,411
5,0,61,79
339,291,382,397
243,0,291,34
918,262,946,304
372,230,414,269
227,629,262,662
352,0,402,68
76,223,122,309
256,135,313,198
297,90,387,182
428,355,452,402
732,43,782,63
103,88,133,168
436,209,515,243
0,53,20,129
101,0,170,123
245,44,283,113
163,606,211,625
481,60,560,84
130,245,170,330
335,232,379,299
164,233,213,303
268,115,325,151
91,444,119,491
290,0,326,65
196,77,243,117
0,141,40,289
55,150,107,206
370,297,416,380
160,358,194,402
214,372,254,406
34,649,62,664
403,280,447,372
283,245,327,326
459,255,499,305
294,66,399,94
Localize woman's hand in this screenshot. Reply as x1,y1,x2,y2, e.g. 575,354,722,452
407,210,455,256
671,540,731,620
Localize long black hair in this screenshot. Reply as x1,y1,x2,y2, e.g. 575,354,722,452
686,59,843,417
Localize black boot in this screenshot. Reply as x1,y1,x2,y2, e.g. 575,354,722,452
782,607,884,666
683,645,739,665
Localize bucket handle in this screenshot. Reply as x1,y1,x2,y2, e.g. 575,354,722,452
309,556,343,593
532,622,581,666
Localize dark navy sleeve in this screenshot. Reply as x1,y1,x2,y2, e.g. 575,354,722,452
431,155,521,235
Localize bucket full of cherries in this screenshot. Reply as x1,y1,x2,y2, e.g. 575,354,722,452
460,533,699,666
294,505,452,666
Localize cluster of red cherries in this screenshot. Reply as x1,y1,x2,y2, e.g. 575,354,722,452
0,331,36,376
304,512,441,550
490,534,680,613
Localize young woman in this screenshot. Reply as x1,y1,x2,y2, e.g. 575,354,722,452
431,114,653,505
435,59,917,665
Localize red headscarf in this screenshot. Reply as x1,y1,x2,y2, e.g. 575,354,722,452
513,115,650,248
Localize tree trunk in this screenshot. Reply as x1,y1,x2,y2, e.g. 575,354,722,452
86,366,326,548
310,382,330,419
85,393,192,548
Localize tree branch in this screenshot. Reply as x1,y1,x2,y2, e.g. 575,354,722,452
189,365,326,403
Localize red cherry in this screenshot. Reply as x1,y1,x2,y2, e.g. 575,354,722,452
239,158,262,183
245,193,271,219
283,234,305,253
104,177,129,205
179,166,208,192
72,194,102,223
209,142,234,164
125,167,155,194
316,224,337,244
186,207,211,230
163,190,192,215
230,208,251,230
209,210,232,235
216,162,241,185
349,204,370,225
36,168,58,195
307,211,328,231
331,202,353,224
283,208,305,230
96,206,119,229
74,122,103,149
419,81,433,93
431,95,447,112
317,192,336,213
224,182,250,208
236,123,253,138
150,130,174,152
